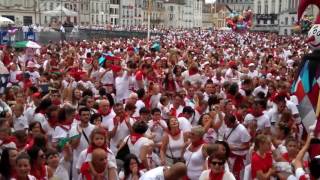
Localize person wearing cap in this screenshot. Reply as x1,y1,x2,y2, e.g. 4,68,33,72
247,63,259,78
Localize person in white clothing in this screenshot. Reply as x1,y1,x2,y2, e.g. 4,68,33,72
183,126,207,180
148,108,168,149
107,103,135,153
69,107,96,180
199,153,236,180
114,66,131,103
139,162,187,180
120,121,153,170
223,113,251,180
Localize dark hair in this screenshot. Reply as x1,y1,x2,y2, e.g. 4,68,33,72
151,108,161,115
208,152,227,163
79,107,91,115
310,157,320,179
182,106,195,115
215,140,231,158
45,148,58,160
132,121,148,134
35,98,52,113
27,146,42,168
90,113,102,124
58,106,76,123
16,152,30,164
224,113,236,124
33,134,47,152
125,103,136,111
82,89,93,97
136,88,145,99
0,148,17,179
46,105,59,118
123,154,141,179
139,107,150,115
28,121,45,134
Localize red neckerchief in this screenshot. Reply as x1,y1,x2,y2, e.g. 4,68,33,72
188,68,198,76
191,139,205,148
282,152,292,162
58,120,73,131
0,136,17,147
52,99,61,106
48,118,58,128
209,170,224,180
98,108,111,117
30,164,46,180
170,129,181,137
170,107,177,117
248,108,263,117
130,133,143,145
80,162,106,180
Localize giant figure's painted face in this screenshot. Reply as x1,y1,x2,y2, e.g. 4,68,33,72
307,25,320,50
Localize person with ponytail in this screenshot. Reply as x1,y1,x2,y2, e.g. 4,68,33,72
199,153,236,180
183,125,207,180
160,117,187,165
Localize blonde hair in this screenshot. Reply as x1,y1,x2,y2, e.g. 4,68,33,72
254,134,270,151
191,126,205,137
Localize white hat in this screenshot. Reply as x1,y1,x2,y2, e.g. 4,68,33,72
248,63,255,67
27,61,38,68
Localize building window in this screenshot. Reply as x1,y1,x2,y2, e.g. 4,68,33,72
285,17,288,25
271,0,275,13
291,17,295,25
284,29,287,35
264,19,267,24
264,0,268,14
279,0,282,12
257,1,261,14
23,16,32,25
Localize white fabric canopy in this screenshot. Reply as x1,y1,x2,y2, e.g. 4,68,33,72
0,16,14,26
43,5,78,16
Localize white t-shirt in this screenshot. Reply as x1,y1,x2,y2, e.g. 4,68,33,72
52,125,71,143
126,135,153,162
13,115,28,131
133,100,145,118
244,113,271,132
115,71,130,102
148,120,168,144
100,69,114,85
252,86,268,97
139,166,165,180
177,117,192,133
68,123,96,180
104,115,135,153
224,123,251,156
199,170,236,180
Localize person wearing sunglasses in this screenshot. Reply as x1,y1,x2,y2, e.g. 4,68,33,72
199,153,236,180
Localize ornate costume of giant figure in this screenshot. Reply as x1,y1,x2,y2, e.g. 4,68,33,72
291,0,320,158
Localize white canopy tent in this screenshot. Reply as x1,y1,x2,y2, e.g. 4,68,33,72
43,5,78,17
0,16,14,26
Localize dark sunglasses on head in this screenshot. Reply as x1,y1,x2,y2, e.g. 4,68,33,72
211,161,224,166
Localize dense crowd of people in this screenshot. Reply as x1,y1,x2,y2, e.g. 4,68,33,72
0,29,319,180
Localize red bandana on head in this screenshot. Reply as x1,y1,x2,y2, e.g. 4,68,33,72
248,108,263,117
80,162,106,180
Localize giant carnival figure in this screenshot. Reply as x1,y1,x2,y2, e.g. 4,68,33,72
292,0,320,159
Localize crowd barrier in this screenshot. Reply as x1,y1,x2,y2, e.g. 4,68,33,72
0,28,162,45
